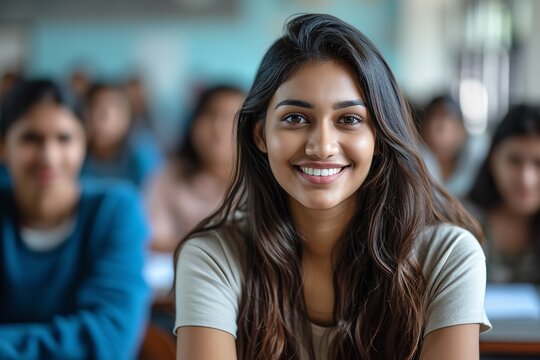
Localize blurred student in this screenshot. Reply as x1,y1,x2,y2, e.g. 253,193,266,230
468,104,540,283
82,82,162,188
0,79,150,359
124,75,154,134
66,69,91,117
420,95,488,198
0,71,21,188
145,84,244,252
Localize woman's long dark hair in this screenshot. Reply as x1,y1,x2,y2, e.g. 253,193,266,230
175,14,482,359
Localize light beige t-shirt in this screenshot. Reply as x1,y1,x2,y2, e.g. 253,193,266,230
174,222,492,359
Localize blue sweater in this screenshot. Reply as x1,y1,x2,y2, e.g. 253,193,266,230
0,179,150,359
0,164,10,188
81,130,163,188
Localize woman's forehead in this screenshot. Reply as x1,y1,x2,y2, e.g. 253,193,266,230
268,60,365,108
12,103,81,131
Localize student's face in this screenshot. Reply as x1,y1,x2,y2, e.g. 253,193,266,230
86,89,131,149
191,91,245,169
490,135,540,215
258,60,375,211
422,105,466,160
0,103,86,193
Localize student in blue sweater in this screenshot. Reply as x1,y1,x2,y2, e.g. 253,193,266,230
0,79,150,359
81,82,163,188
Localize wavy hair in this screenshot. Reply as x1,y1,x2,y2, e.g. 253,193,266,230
175,14,482,359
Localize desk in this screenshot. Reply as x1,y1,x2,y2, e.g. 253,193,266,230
145,256,540,357
480,284,540,358
481,318,540,357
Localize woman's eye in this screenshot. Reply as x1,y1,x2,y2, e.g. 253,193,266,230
282,113,308,124
506,155,521,166
339,115,363,125
20,133,41,144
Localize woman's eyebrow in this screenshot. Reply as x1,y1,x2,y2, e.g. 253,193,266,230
274,99,313,110
274,99,365,110
333,99,365,109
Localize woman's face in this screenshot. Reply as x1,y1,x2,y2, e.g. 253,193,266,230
258,60,376,211
422,104,466,160
191,91,245,169
491,135,540,215
86,89,131,150
1,102,86,194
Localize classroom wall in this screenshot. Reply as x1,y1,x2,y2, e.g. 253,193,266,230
22,0,399,146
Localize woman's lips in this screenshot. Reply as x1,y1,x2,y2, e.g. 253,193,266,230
294,165,348,185
34,168,58,183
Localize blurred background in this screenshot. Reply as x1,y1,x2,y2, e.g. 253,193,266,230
1,0,540,359
2,0,539,147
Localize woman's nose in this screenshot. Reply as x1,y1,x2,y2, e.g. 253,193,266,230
305,121,339,159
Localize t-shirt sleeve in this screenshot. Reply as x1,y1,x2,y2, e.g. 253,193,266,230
423,227,492,336
174,234,242,338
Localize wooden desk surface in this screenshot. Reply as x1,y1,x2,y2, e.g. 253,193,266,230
480,341,540,355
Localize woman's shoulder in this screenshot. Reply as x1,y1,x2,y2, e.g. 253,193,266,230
179,218,248,280
419,223,492,335
79,177,145,218
180,221,246,268
418,223,485,276
174,217,248,337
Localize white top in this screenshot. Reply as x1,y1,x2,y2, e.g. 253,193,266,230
174,222,491,359
20,216,76,252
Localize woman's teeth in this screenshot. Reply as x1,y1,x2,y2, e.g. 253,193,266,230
299,167,343,177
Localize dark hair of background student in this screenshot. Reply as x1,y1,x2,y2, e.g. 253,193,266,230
0,79,73,137
175,14,482,360
423,95,463,125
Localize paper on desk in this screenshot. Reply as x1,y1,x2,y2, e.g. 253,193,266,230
144,252,175,293
485,283,540,320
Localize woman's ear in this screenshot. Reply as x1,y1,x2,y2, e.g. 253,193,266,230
253,120,267,153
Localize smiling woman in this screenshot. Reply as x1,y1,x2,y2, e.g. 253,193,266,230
173,14,491,360
256,60,375,211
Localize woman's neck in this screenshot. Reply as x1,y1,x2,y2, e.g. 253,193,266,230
493,204,533,222
15,184,80,229
489,205,532,256
291,199,357,327
89,141,122,160
290,199,356,262
437,155,458,181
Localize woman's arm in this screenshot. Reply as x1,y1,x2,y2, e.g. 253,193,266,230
420,324,480,360
176,326,237,360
